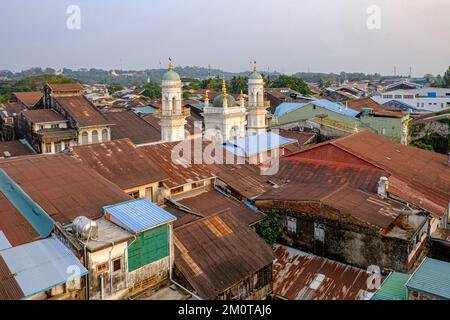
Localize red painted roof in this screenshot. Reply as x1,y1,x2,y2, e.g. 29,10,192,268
12,92,43,107
285,131,450,217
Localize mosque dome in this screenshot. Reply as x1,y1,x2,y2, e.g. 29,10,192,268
249,71,263,80
212,94,237,108
162,69,180,81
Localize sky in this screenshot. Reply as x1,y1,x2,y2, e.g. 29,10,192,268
0,0,449,76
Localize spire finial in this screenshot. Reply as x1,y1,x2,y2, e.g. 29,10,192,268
253,60,257,72
205,90,209,101
169,57,173,71
240,90,244,99
222,78,227,98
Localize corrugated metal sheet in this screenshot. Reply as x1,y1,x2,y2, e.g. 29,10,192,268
0,231,12,251
406,258,450,299
223,132,297,157
372,272,409,300
0,237,88,299
274,102,306,117
70,138,168,190
311,99,360,117
257,183,405,229
0,154,131,225
0,256,25,300
0,169,53,238
174,210,274,299
104,198,176,233
273,245,377,300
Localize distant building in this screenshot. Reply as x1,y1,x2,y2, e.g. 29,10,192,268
373,87,450,113
44,83,114,147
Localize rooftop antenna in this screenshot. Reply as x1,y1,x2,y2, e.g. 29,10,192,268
409,66,412,78
159,61,162,70
394,66,397,77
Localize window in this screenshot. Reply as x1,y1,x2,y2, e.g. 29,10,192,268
128,191,140,199
39,125,44,130
171,186,184,195
113,258,121,272
64,142,70,150
191,181,204,189
54,142,62,153
81,131,88,144
45,143,52,153
92,130,99,144
96,262,109,274
51,124,59,129
314,223,325,242
287,217,297,233
102,129,109,142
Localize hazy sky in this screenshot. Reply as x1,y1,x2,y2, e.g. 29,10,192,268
0,0,449,76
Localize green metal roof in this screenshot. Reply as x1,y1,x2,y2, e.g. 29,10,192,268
162,70,180,81
406,258,450,299
372,272,410,300
249,71,263,80
0,169,53,238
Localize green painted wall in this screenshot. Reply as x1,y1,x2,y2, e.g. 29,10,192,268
276,103,407,141
360,115,406,142
277,104,363,129
128,224,169,272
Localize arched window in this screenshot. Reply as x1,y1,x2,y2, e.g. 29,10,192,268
81,131,88,145
92,130,99,144
102,129,109,142
230,126,240,140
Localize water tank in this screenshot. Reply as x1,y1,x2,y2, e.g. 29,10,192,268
73,216,98,240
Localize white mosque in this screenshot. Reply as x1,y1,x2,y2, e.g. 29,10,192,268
157,61,269,144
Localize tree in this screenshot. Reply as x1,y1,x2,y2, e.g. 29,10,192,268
230,76,248,94
141,80,162,99
443,66,450,88
255,210,282,245
270,75,311,95
108,84,124,94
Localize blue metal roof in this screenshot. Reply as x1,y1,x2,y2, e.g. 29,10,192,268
0,169,53,238
131,106,156,114
381,100,423,113
223,132,297,157
0,237,88,299
311,99,360,117
0,231,12,251
274,102,307,117
103,199,176,233
406,257,450,299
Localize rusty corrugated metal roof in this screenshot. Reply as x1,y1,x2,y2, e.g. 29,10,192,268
174,210,274,299
54,95,112,127
104,110,161,145
69,138,168,190
257,183,405,229
12,92,43,107
138,139,279,199
0,154,131,225
273,245,378,300
0,256,24,300
0,193,40,247
176,189,264,226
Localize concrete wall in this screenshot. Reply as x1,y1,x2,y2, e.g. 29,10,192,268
258,204,414,273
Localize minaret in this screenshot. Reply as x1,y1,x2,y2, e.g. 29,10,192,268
158,60,187,142
247,61,268,136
